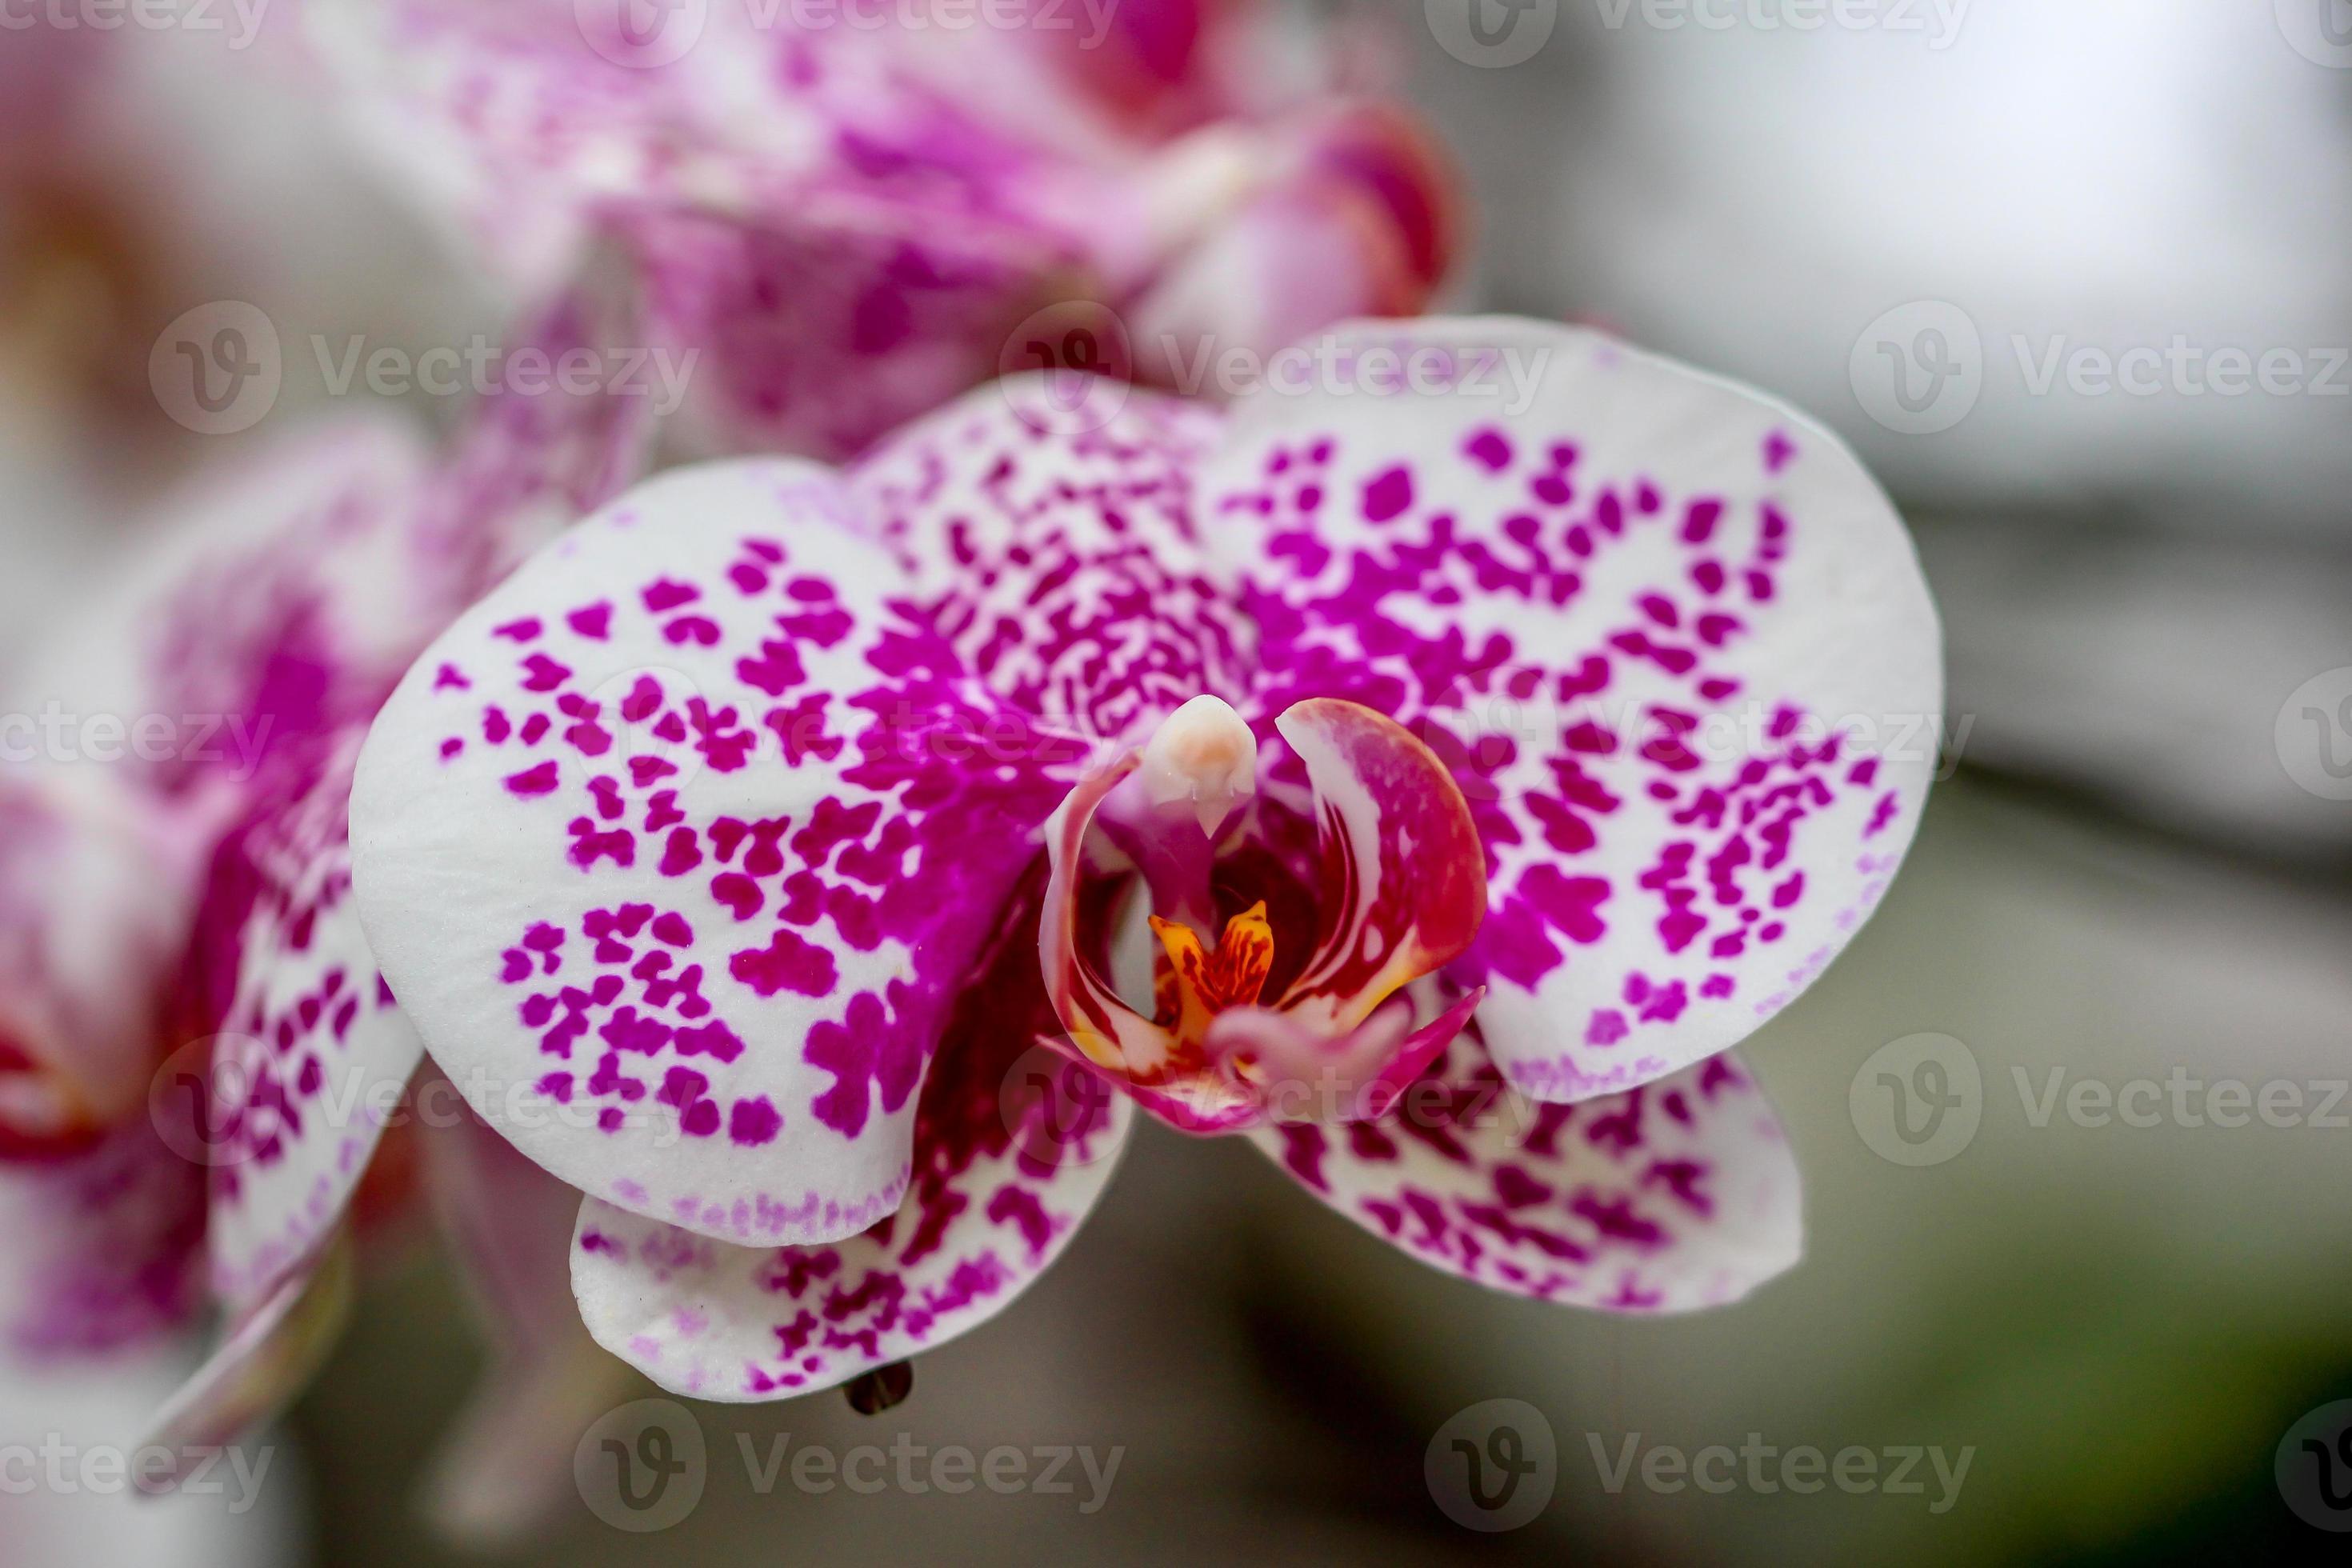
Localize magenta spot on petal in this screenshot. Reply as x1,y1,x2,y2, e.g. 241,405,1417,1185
505,761,559,797
711,873,762,920
1362,465,1414,523
730,930,838,998
729,1097,782,1146
1520,865,1610,945
1464,429,1512,471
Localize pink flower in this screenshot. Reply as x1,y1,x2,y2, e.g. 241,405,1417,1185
336,318,1942,1399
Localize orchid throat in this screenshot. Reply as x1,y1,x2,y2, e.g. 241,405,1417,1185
1038,694,1488,1134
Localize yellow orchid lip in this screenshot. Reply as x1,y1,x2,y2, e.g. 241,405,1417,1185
1148,900,1275,1045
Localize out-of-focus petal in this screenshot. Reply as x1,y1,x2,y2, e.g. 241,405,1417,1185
1205,318,1942,1101
986,0,1230,139
630,206,1083,462
181,732,424,1317
7,414,435,807
311,2,1460,457
142,1237,352,1470
1256,1039,1801,1310
309,1,1086,294
0,775,195,1142
415,1086,634,1548
410,274,660,606
570,962,1130,1401
1131,102,1459,382
0,1114,203,1361
350,460,1080,1246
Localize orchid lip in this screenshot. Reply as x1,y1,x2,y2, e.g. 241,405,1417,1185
1040,695,1488,1134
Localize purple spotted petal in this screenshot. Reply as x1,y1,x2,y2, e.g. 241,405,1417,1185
1256,1033,1800,1310
850,376,1248,740
571,1002,1130,1401
350,460,1081,1246
1206,319,1942,1101
182,733,424,1316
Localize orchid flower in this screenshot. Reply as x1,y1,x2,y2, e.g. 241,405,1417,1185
336,318,1942,1403
306,0,1454,458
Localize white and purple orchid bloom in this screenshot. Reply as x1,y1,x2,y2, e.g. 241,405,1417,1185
336,317,1942,1404
306,0,1455,459
0,287,654,1518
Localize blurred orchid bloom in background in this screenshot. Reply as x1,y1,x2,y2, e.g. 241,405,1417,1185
0,286,652,1543
0,10,347,465
342,317,1941,1402
0,20,194,457
304,0,1457,459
